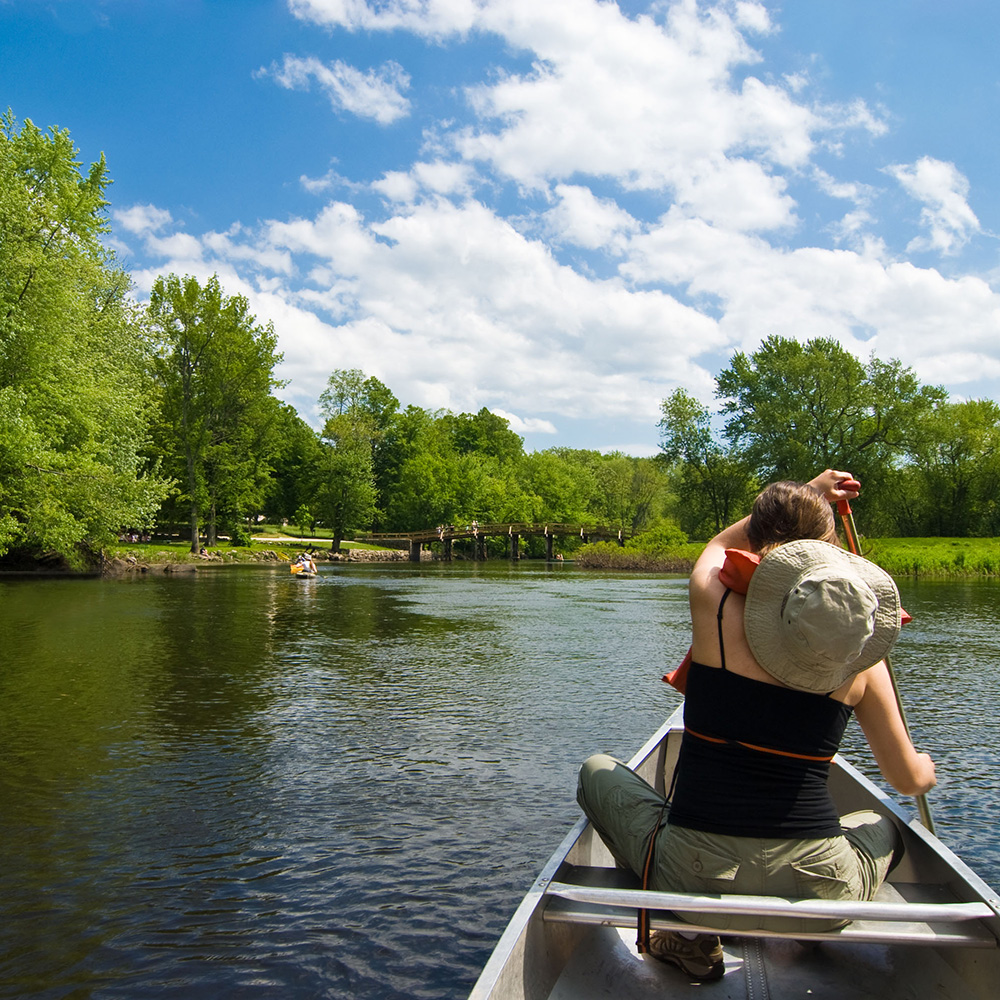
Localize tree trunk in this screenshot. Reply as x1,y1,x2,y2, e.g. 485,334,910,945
184,394,200,553
206,501,218,547
189,496,200,554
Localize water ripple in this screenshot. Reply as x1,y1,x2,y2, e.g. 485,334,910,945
0,569,994,999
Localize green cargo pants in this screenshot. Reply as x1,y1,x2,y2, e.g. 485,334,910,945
577,752,899,932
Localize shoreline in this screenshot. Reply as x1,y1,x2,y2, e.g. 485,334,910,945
6,535,998,580
99,546,431,578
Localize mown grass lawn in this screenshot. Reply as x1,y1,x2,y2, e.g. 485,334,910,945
104,528,394,566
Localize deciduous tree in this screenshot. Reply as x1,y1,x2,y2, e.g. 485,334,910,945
147,273,283,551
716,336,945,486
263,403,324,525
589,452,668,535
904,399,1000,536
0,111,168,563
658,388,757,535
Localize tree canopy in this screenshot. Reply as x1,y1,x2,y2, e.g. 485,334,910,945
0,111,167,564
658,335,999,539
716,336,945,484
658,388,756,535
146,273,284,551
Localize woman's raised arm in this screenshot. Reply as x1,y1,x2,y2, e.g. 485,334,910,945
854,662,937,797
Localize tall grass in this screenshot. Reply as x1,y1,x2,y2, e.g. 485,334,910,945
575,540,703,572
862,538,1000,578
577,536,1000,578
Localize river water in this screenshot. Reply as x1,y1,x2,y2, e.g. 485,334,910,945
1,564,997,999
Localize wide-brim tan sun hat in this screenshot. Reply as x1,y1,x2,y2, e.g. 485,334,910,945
744,538,901,694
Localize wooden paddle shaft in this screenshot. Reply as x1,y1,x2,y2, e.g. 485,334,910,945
837,495,935,834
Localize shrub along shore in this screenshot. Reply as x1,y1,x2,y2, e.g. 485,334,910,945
98,536,414,576
21,533,996,579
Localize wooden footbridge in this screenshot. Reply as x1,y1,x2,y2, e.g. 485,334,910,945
357,522,627,562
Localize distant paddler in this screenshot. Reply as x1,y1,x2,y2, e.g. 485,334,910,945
291,550,317,575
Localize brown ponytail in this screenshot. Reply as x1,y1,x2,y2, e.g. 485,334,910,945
747,481,838,556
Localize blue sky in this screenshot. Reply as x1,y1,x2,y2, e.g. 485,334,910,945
3,0,998,456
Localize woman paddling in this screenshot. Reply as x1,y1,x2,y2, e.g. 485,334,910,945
576,469,936,981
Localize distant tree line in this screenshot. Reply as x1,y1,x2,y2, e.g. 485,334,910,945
3,112,998,567
266,368,672,554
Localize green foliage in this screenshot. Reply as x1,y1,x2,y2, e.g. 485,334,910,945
228,522,253,547
658,388,757,535
314,421,378,548
900,399,1000,536
315,369,400,536
651,337,1000,539
625,519,688,551
586,452,663,533
380,404,529,530
514,449,594,523
576,518,696,570
0,111,169,563
863,537,1000,578
576,538,702,572
262,404,324,522
438,408,524,465
146,273,284,551
293,504,313,536
716,336,945,485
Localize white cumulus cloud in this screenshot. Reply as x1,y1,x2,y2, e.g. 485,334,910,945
886,156,981,256
491,409,558,436
266,54,411,124
114,0,999,448
114,203,173,234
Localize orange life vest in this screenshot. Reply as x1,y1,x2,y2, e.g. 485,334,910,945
663,549,759,693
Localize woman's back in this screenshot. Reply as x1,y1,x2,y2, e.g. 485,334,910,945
671,659,852,837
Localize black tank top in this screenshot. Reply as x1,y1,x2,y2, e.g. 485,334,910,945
668,593,853,838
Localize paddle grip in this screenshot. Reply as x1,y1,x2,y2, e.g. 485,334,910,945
836,478,861,515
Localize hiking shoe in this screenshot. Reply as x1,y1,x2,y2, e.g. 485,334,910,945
648,930,724,981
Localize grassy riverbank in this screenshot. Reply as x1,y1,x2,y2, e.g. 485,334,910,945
577,536,1000,578
101,531,398,575
49,531,1000,579
862,537,1000,578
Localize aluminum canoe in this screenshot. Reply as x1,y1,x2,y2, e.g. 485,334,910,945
468,706,1000,1000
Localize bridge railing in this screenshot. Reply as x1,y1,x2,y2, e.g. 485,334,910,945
356,522,628,543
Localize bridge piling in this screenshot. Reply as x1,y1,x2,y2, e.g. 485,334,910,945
359,522,628,562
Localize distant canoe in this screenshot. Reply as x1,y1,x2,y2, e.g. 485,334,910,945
469,706,1000,1000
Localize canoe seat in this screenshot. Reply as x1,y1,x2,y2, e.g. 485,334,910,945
543,864,998,949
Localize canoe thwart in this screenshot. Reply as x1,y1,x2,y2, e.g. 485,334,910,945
542,895,999,949
545,880,995,924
